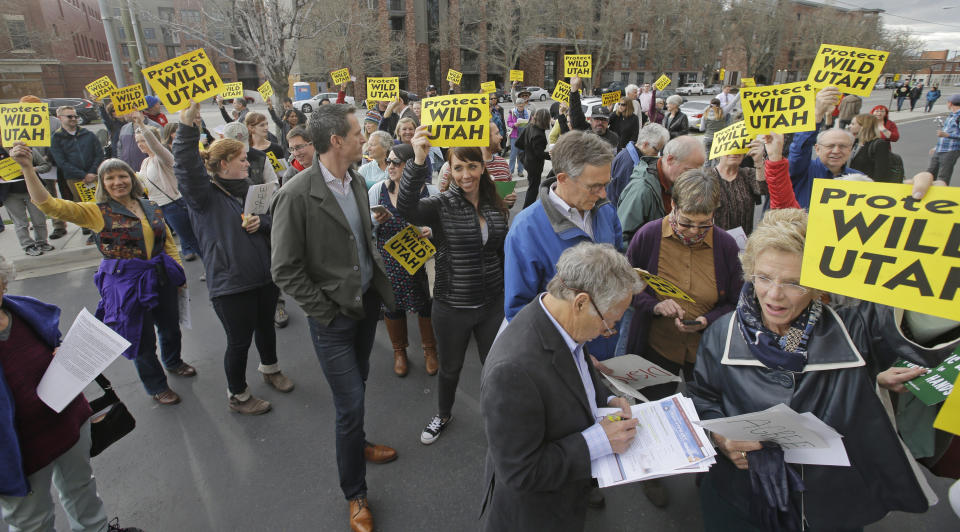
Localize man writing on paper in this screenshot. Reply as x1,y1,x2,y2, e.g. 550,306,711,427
787,85,862,208
480,242,642,532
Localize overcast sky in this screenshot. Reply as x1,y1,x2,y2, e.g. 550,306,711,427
807,1,960,53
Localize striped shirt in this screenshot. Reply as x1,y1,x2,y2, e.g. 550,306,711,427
439,153,512,191
935,109,960,153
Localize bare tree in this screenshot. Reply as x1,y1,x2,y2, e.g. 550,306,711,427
474,0,549,79
722,0,789,82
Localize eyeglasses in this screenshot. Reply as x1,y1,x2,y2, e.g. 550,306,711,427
59,114,78,119
818,143,852,151
751,274,809,296
674,210,714,230
289,142,312,152
385,158,404,167
569,176,608,195
558,277,618,338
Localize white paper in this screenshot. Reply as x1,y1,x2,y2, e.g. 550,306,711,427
602,373,650,403
697,403,829,449
178,287,192,330
727,226,748,251
243,182,276,215
781,413,849,466
591,394,717,488
603,354,681,390
38,166,58,181
37,308,131,413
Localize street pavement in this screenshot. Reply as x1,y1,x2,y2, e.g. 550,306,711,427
2,89,959,531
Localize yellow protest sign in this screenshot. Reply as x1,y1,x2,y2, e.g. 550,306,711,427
552,80,571,104
739,81,816,136
331,68,351,85
893,74,901,81
85,76,116,101
447,69,462,85
564,54,592,78
807,44,888,97
266,151,285,173
366,76,399,102
257,81,273,102
634,269,695,303
110,84,147,115
934,384,960,436
741,77,756,88
220,82,244,99
142,49,223,112
719,68,726,82
385,225,436,275
74,181,97,203
0,157,23,181
510,70,524,82
709,121,753,160
801,180,960,321
480,81,497,94
366,99,377,110
0,103,50,148
654,74,671,91
602,91,621,107
421,94,490,148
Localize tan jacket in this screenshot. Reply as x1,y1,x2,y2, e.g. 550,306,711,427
270,160,395,325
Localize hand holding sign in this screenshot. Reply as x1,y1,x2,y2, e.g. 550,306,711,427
331,68,351,86
0,103,51,148
411,125,432,164
179,100,201,128
7,142,34,167
807,44,888,97
142,49,223,111
420,95,490,148
814,85,841,122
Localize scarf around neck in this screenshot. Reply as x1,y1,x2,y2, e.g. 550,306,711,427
735,282,822,372
214,176,251,200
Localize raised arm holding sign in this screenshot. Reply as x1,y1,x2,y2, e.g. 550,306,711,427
142,49,223,111
0,103,51,148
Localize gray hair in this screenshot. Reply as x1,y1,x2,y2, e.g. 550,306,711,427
94,158,146,203
56,105,76,116
666,95,683,107
625,84,639,95
551,130,614,179
672,169,721,214
637,123,669,151
309,104,355,154
816,127,855,145
546,242,644,314
663,135,705,164
530,108,551,130
515,97,528,106
368,130,393,151
0,255,15,285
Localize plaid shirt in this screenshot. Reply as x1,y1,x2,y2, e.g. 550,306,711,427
935,109,960,153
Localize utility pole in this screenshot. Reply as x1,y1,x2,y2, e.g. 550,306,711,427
121,4,146,89
97,0,126,86
127,0,153,95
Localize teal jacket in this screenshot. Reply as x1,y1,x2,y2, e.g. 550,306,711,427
616,157,665,248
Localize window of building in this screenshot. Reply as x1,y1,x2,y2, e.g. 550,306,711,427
143,27,156,39
621,57,629,69
117,26,125,39
4,15,31,51
638,32,648,51
121,45,129,58
389,0,404,11
624,31,632,49
148,44,159,58
220,61,231,75
680,56,688,68
181,10,202,27
621,72,630,83
165,45,177,58
390,16,404,32
544,51,557,89
636,72,644,84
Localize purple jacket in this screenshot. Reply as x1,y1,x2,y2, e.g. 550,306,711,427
624,218,743,357
94,253,185,360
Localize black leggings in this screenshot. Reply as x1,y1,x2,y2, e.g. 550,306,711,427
211,283,280,395
432,297,504,418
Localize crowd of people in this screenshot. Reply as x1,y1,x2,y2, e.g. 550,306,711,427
1,71,959,532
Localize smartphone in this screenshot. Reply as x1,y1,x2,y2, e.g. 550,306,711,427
370,205,391,217
681,320,701,326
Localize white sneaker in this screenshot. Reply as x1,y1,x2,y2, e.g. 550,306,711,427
420,415,451,445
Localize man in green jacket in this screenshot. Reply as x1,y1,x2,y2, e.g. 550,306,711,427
270,104,397,532
616,135,704,247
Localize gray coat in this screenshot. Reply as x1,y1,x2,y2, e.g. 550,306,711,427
479,299,612,532
270,156,395,325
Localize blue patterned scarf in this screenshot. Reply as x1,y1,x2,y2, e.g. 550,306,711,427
735,283,822,372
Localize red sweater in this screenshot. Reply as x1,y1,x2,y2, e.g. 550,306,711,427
0,314,91,475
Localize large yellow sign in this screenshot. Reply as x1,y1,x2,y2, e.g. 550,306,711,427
0,156,23,181
509,70,524,82
74,181,97,203
552,80,571,105
86,76,116,101
654,74,671,91
447,69,463,85
142,49,223,112
220,82,244,99
801,180,960,321
111,84,147,115
564,55,592,78
257,81,273,102
331,68,351,85
807,44,888,97
421,94,490,148
366,77,399,101
480,81,497,94
740,81,817,136
741,77,756,88
385,225,436,275
709,121,753,160
602,91,621,107
0,103,50,148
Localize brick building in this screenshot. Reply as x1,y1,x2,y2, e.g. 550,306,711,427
0,0,113,100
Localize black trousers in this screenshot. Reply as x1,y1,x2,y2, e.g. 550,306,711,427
211,283,280,395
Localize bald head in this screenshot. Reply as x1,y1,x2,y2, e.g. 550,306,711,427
660,136,705,183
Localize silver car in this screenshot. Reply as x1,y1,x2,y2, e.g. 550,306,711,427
680,101,711,130
523,86,550,101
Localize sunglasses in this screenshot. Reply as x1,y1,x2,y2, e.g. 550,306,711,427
386,158,404,167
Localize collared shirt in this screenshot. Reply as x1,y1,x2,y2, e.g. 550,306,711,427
318,160,373,292
717,92,735,107
639,91,653,113
935,109,960,153
548,185,593,239
320,160,353,196
538,294,614,461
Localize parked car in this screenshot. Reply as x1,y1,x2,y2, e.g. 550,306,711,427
523,86,550,101
655,89,688,104
601,81,627,95
677,83,705,96
580,97,606,118
704,84,722,95
493,88,511,103
42,97,98,125
680,101,710,130
294,92,357,113
874,81,886,90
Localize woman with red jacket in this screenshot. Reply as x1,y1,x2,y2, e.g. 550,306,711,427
871,105,900,142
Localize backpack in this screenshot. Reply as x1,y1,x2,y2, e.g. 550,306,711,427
888,152,905,181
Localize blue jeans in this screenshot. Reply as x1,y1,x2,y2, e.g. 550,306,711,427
161,199,200,257
613,306,634,358
132,283,184,395
509,136,525,175
896,97,906,111
307,290,381,500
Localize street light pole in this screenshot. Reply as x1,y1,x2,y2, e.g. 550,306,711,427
127,0,152,95
97,0,126,86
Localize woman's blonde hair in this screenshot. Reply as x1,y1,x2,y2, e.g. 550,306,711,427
618,97,634,117
200,139,246,176
94,158,146,203
394,117,417,141
853,113,880,144
740,208,808,279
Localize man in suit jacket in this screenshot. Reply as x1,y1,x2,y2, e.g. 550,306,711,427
479,242,643,532
270,104,397,532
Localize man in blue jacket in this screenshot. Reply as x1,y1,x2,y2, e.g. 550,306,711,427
787,85,862,208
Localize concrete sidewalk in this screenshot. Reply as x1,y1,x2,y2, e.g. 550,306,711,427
0,220,100,279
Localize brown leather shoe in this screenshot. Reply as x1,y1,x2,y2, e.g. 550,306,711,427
349,496,373,532
261,371,295,392
363,443,397,464
152,389,181,405
384,316,409,377
229,394,271,415
170,363,197,377
418,316,439,376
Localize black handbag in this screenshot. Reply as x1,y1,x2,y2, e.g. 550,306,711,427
88,374,136,457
